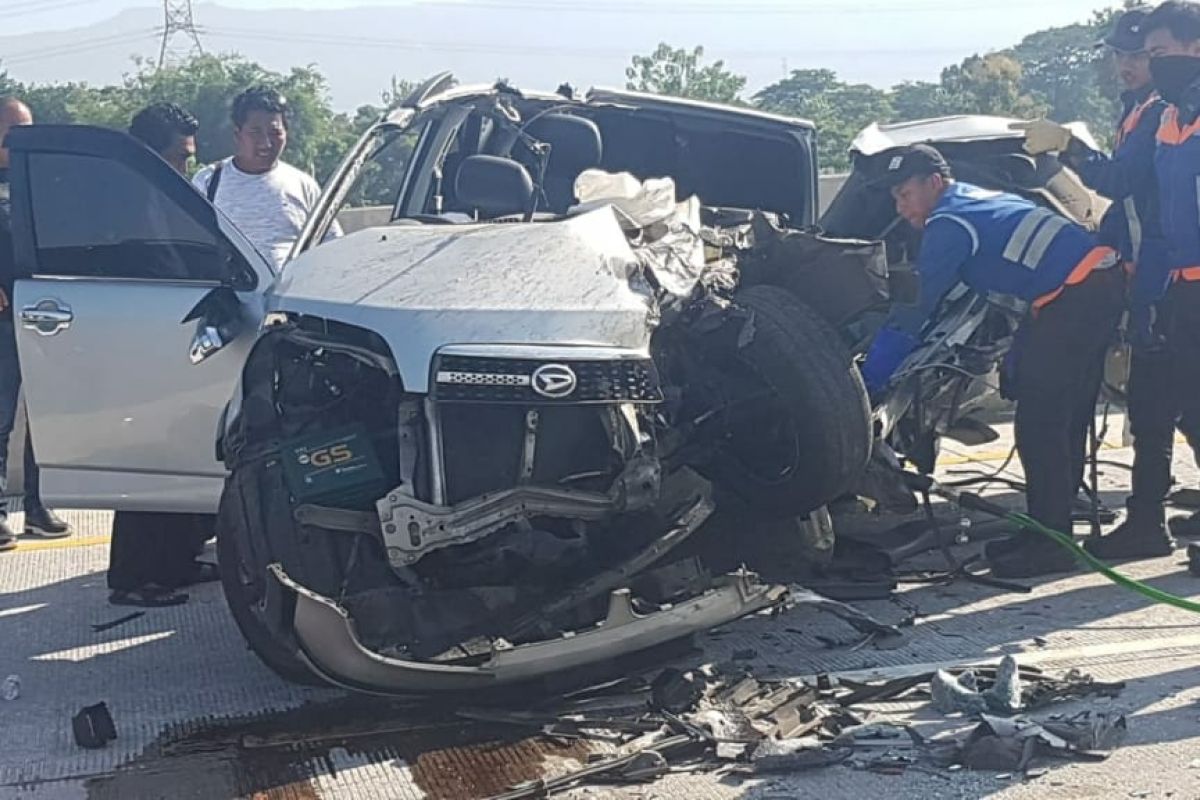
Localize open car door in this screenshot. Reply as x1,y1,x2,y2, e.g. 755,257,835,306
5,126,273,512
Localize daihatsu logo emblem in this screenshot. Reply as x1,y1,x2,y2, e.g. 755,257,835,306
532,364,577,398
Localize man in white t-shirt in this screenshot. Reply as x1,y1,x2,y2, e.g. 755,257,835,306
193,86,341,270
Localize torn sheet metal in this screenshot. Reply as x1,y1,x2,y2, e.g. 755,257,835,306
961,711,1125,773
785,586,901,638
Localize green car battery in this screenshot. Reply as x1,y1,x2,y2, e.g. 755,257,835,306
280,425,388,510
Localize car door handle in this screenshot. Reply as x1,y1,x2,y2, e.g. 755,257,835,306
21,300,74,336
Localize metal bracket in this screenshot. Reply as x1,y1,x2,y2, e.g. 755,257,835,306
376,453,661,569
519,409,539,484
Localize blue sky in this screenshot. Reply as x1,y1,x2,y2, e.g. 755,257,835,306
3,1,1121,109
11,0,1112,41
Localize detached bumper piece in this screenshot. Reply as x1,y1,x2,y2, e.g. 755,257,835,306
270,564,786,695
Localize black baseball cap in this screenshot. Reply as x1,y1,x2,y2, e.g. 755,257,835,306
875,144,953,189
1097,8,1148,53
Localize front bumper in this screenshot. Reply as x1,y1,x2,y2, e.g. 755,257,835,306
272,564,787,694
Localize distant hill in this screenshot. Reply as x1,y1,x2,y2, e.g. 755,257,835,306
0,1,976,111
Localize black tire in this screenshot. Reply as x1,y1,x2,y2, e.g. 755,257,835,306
703,285,872,517
216,475,328,687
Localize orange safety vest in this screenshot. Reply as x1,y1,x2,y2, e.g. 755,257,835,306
1116,91,1160,148
1157,105,1200,282
1031,246,1120,313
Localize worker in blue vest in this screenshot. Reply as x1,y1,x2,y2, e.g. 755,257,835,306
861,145,1125,578
1015,7,1189,560
1115,0,1200,548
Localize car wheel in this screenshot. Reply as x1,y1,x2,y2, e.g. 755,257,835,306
700,285,872,517
216,475,328,687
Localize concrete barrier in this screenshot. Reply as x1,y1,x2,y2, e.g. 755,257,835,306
818,174,849,217
338,206,393,234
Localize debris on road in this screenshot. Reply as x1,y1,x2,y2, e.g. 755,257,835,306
91,611,145,633
836,657,1123,717
961,711,1125,773
463,649,1129,797
1023,668,1127,710
785,586,901,638
932,668,989,715
72,702,117,749
932,654,1024,716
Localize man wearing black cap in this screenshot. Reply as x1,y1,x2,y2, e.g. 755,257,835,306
861,145,1125,577
1016,9,1187,561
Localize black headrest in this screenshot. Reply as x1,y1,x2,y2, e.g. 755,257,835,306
525,114,603,174
455,155,534,218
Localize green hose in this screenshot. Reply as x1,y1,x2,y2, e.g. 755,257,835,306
1009,511,1200,614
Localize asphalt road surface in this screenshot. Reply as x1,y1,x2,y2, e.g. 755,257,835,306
3,412,1200,800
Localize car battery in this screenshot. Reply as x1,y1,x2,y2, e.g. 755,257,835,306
280,425,388,510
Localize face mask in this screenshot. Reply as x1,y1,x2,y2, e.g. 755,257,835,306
1150,55,1200,104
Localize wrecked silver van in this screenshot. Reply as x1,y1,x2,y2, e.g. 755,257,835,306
5,77,887,693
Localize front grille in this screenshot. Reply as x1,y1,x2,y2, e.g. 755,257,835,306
439,404,617,504
433,355,663,404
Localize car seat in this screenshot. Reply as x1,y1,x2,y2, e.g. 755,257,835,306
455,155,535,219
524,114,603,215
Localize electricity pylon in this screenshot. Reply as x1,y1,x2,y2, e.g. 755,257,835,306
158,0,204,69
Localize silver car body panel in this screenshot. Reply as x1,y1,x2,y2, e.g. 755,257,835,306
18,209,272,512
274,563,787,694
273,207,655,393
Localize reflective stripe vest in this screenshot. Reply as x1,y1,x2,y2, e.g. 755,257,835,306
928,183,1113,303
1155,105,1200,281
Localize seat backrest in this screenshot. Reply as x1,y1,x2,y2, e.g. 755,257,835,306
455,155,534,219
524,114,603,214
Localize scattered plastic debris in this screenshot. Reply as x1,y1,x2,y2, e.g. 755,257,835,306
452,656,1128,796
960,712,1124,774
932,669,988,715
91,611,145,633
984,656,1023,714
72,702,117,749
932,656,1021,715
650,668,702,714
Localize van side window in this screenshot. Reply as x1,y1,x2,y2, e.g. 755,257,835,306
28,152,233,282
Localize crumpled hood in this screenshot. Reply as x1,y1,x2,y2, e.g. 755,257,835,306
271,208,655,393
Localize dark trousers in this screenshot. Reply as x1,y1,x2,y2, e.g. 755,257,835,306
107,512,215,592
0,320,41,519
1126,280,1200,517
1014,268,1126,535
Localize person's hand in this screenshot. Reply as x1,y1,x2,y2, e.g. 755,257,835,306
0,289,10,314
1128,303,1167,354
1009,119,1073,155
860,328,920,405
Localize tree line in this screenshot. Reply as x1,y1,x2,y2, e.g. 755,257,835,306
0,3,1126,205
627,7,1125,172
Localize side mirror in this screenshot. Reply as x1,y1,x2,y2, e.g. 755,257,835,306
190,325,226,365
183,286,245,365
